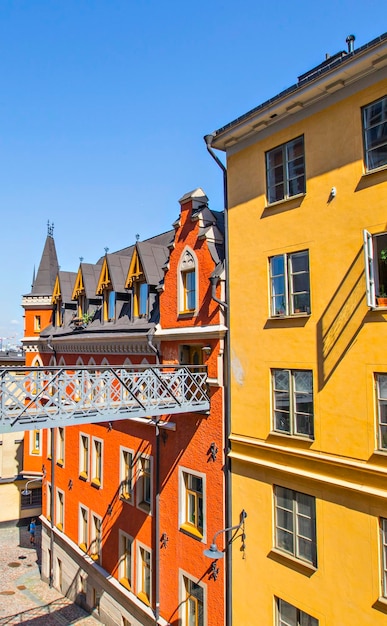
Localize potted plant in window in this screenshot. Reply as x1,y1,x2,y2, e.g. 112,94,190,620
377,249,387,306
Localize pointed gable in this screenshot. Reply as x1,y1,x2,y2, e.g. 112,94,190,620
53,271,77,305
127,242,169,288
72,263,102,302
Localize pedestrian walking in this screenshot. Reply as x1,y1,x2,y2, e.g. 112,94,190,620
29,518,36,545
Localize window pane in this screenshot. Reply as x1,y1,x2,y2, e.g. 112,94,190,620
278,599,297,626
294,370,312,393
277,528,294,553
276,486,293,510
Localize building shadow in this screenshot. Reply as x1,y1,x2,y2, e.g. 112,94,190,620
0,596,92,625
316,246,368,391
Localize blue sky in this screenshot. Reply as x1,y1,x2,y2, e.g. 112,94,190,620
0,0,384,346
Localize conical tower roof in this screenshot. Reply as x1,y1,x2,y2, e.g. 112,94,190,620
25,222,59,297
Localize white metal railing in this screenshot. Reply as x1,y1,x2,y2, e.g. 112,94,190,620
0,365,210,433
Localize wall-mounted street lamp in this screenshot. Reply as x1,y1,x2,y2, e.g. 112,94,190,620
204,510,247,562
21,477,43,496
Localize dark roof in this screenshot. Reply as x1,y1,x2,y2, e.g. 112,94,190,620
213,31,387,139
137,242,169,286
105,254,131,292
25,234,59,297
57,271,77,304
80,263,104,299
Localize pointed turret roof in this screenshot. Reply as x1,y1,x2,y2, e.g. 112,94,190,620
25,222,59,297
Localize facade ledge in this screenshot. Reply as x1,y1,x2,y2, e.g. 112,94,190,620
268,548,317,576
155,324,227,340
229,435,387,498
265,192,306,210
373,597,387,614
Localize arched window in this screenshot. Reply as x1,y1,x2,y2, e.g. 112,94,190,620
179,249,197,314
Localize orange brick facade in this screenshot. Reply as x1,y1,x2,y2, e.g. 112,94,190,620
22,189,226,626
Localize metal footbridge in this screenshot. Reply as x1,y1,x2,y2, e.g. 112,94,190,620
0,365,210,433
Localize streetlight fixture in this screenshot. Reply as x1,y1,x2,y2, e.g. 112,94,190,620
21,477,43,496
203,509,247,561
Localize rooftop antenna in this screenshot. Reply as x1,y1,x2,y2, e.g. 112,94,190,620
47,220,54,237
104,247,109,254
79,256,84,263
136,234,140,241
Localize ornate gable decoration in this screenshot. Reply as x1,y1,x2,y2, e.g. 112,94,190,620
71,268,86,300
126,247,144,288
96,258,111,295
181,249,195,271
52,275,61,305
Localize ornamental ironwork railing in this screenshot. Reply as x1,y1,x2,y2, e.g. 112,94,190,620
0,365,210,433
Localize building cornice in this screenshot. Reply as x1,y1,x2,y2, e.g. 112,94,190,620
212,34,387,152
154,324,227,341
22,295,52,308
230,434,387,500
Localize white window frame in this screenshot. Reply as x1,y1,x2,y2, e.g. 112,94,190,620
381,518,387,598
179,466,206,541
91,437,103,488
137,542,152,606
269,250,310,317
362,95,387,172
136,454,152,513
30,429,41,455
363,229,387,307
179,569,207,626
79,433,90,481
272,369,314,438
46,482,52,521
78,504,89,551
90,512,102,562
120,447,134,502
47,427,52,459
276,596,318,626
118,530,133,590
56,488,64,531
56,427,65,466
178,248,198,314
274,485,317,567
266,135,305,204
376,373,387,450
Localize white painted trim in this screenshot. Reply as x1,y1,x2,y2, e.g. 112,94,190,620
154,324,227,340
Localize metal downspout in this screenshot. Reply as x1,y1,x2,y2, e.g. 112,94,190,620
204,134,232,626
148,329,161,624
49,427,55,587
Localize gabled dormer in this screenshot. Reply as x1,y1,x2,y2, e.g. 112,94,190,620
71,263,102,326
72,268,86,318
126,247,147,318
96,254,131,322
126,242,169,321
52,271,77,327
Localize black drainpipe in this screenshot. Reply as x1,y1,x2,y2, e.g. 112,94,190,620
204,134,232,626
148,329,161,624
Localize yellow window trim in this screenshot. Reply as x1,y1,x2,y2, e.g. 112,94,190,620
180,522,203,540
137,591,150,606
91,478,101,488
119,578,131,591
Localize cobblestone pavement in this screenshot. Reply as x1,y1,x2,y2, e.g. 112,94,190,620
0,524,102,625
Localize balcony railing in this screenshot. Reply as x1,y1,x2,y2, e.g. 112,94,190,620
0,365,210,433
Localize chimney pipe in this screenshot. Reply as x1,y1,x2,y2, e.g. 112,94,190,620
346,34,355,54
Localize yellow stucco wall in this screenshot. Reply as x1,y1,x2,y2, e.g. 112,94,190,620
227,75,387,624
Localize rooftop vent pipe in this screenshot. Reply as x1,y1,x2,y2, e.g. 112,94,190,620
346,34,355,53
